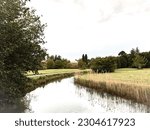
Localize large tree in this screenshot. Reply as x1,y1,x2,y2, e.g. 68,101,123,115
0,0,47,99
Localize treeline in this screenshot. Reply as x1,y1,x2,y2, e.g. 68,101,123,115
117,48,149,69
41,55,78,69
41,47,150,73
89,47,149,73
41,54,90,70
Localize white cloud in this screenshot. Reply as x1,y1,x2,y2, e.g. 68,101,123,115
29,0,150,60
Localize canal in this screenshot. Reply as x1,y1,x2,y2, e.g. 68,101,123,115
23,77,150,113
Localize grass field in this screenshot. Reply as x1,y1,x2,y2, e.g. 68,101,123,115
77,68,150,86
27,69,90,79
74,68,150,105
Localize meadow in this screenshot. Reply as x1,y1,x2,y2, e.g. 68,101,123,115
74,68,150,105
27,69,89,79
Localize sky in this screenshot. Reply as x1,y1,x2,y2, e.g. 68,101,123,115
29,0,150,61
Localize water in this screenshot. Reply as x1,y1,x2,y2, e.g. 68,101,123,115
23,77,150,113
1,77,150,113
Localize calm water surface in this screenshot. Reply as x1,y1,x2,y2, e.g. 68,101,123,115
23,77,150,113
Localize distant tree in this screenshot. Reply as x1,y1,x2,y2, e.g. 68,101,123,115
78,59,87,69
84,54,88,64
130,48,136,58
132,54,147,69
78,54,89,69
118,51,126,56
82,54,85,62
82,54,88,62
118,51,128,68
89,47,150,70
49,55,55,61
90,58,101,72
46,55,71,69
62,59,70,68
57,55,61,60
141,52,150,68
40,61,47,70
55,60,64,69
130,47,140,67
67,62,78,69
90,57,117,73
47,59,55,69
135,47,140,54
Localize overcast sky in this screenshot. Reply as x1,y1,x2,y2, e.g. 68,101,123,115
29,0,150,61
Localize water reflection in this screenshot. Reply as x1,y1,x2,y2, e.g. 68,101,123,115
75,85,150,112
1,77,149,113
24,77,150,113
0,99,28,113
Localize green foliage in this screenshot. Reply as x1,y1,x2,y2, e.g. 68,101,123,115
141,52,150,68
78,59,87,69
117,51,128,68
132,54,147,69
116,47,150,69
82,54,85,61
46,55,71,69
0,0,46,99
90,57,117,73
67,62,78,69
55,60,64,69
82,54,88,63
88,47,150,72
118,51,126,56
40,61,47,70
78,54,89,69
47,59,55,69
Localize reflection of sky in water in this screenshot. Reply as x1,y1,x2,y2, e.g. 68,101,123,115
25,77,150,113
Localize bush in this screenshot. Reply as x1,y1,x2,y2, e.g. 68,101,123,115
90,57,117,73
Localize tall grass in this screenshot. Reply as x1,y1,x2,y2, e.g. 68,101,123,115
74,69,150,105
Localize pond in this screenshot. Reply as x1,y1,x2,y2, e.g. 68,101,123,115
1,77,150,113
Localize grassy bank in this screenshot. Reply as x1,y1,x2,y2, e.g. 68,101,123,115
25,69,90,93
27,69,89,79
74,68,150,105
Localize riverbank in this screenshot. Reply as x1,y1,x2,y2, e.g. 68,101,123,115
74,68,150,105
25,69,90,93
27,69,89,78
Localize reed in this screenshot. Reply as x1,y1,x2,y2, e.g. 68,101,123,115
74,69,150,105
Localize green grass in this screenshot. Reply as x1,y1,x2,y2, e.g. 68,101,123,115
74,68,150,105
77,68,150,86
26,69,90,79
